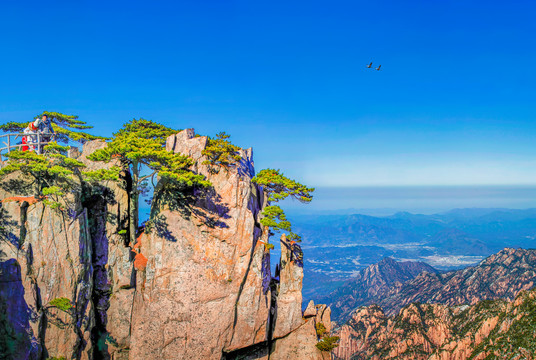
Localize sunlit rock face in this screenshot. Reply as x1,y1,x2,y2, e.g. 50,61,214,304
0,132,331,360
272,234,304,339
128,129,272,359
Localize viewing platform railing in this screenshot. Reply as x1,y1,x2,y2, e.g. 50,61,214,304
0,133,54,158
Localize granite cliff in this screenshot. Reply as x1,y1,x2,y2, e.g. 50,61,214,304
0,129,333,360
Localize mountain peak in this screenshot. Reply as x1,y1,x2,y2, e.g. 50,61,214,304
324,257,437,323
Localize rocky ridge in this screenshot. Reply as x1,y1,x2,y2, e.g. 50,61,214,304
376,248,536,316
333,287,536,359
325,257,437,324
327,247,536,325
0,129,332,359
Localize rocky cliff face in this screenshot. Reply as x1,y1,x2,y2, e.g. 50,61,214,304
0,129,332,360
128,130,270,359
0,196,94,360
333,287,536,359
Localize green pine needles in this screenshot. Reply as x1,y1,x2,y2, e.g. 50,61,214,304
0,111,105,144
86,119,211,245
252,169,314,243
315,336,340,352
48,297,73,312
202,132,242,173
315,321,339,352
0,142,86,209
316,322,327,337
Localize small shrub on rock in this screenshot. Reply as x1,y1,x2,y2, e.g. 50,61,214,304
49,297,72,312
315,336,340,352
316,322,327,337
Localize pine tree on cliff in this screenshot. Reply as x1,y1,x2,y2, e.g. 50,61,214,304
0,142,86,209
252,169,314,242
85,119,210,245
201,131,242,174
0,111,106,143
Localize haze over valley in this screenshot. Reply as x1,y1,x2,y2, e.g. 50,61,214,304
289,199,536,303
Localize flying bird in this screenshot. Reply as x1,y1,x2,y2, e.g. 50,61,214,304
367,62,373,68
375,65,381,71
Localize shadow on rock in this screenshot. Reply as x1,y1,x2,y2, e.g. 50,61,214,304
0,178,32,196
0,259,41,359
0,205,20,248
148,181,231,242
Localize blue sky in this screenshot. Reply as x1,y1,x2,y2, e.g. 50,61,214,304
1,0,535,186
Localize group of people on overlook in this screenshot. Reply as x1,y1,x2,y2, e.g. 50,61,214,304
20,114,55,152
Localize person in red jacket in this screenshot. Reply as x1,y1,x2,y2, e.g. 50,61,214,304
21,117,43,152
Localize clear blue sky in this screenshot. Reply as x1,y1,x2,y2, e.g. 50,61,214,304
1,0,535,186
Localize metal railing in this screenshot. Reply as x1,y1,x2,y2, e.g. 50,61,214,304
0,133,55,157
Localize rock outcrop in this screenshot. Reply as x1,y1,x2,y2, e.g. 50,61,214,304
333,287,536,359
0,129,333,360
273,234,304,339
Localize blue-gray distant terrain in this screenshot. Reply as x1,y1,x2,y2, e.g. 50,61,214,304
295,208,536,303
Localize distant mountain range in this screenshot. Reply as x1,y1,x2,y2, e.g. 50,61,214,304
297,208,536,304
325,248,536,324
320,257,436,323
330,248,536,359
296,208,536,250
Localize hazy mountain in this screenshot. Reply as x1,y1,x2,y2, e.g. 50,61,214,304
296,208,536,303
426,228,490,255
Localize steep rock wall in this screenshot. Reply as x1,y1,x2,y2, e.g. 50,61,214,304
78,140,132,360
0,131,332,360
127,129,271,359
0,192,93,359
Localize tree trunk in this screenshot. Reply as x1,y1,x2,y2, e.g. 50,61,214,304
129,162,139,246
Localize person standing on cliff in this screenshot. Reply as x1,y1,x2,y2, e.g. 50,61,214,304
21,118,40,152
37,114,55,149
21,115,53,153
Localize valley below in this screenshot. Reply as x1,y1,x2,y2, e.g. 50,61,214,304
293,208,536,305
292,207,536,359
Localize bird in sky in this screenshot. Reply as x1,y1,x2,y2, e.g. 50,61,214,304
367,62,373,68
376,65,381,71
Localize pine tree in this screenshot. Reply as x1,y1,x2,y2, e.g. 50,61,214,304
252,168,314,243
0,142,86,209
0,111,105,143
85,119,210,245
201,132,242,173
